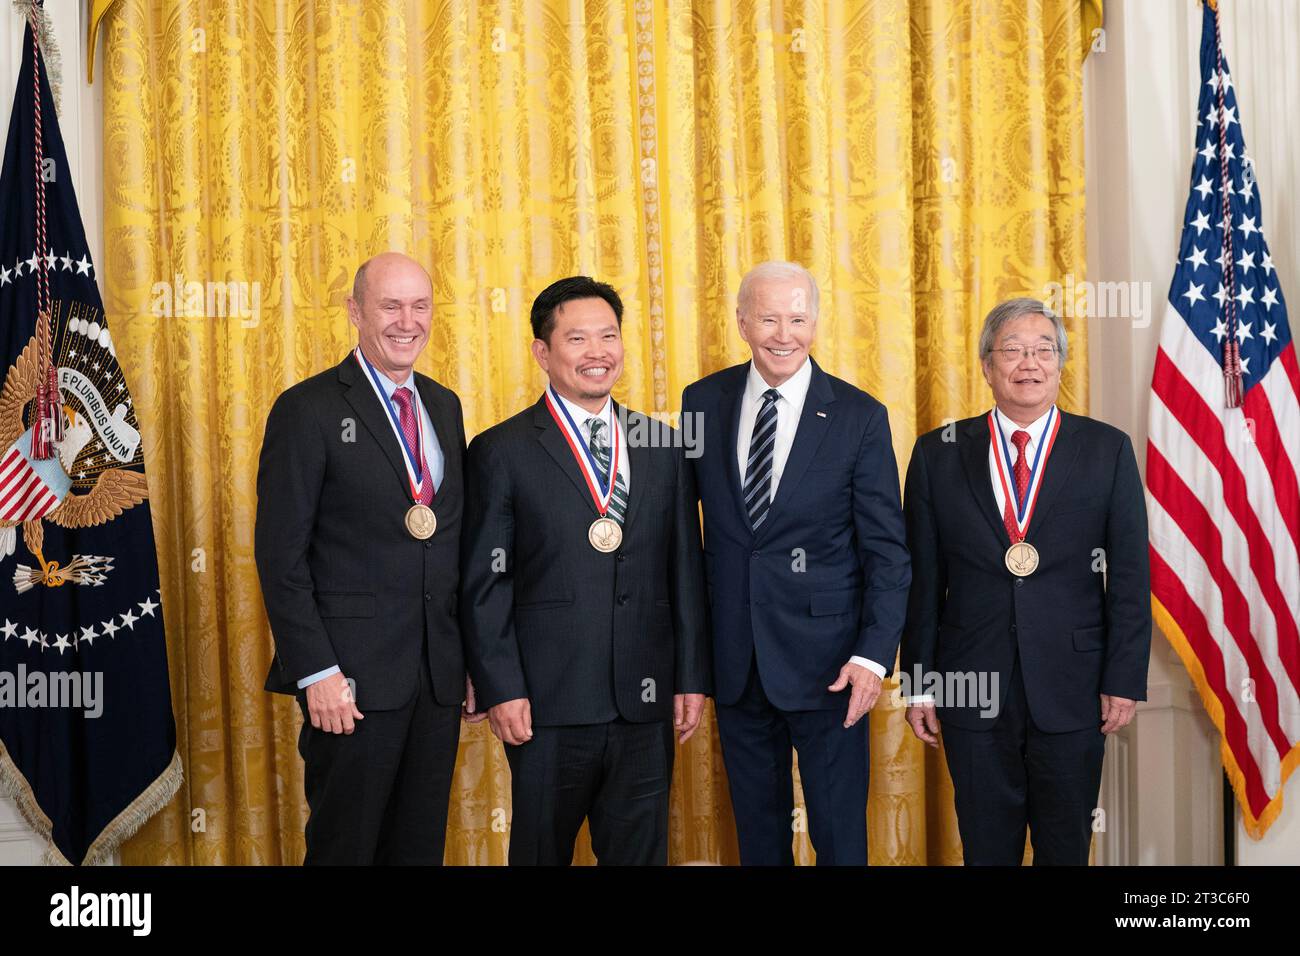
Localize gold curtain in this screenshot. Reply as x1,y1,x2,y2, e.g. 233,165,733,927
100,0,1089,865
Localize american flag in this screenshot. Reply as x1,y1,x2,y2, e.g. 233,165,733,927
1146,3,1299,839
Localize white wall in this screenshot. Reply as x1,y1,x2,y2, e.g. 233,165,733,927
0,0,105,865
1084,0,1300,866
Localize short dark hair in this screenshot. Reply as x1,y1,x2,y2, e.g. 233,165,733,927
530,276,623,343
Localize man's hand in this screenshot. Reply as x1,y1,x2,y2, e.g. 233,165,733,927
905,703,941,747
463,675,488,723
828,662,882,729
674,693,706,743
305,671,364,735
488,697,533,745
1100,694,1137,734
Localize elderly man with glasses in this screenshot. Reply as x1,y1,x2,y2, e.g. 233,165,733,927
899,297,1151,865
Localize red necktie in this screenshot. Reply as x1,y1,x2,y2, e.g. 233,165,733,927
392,386,434,505
1002,429,1031,541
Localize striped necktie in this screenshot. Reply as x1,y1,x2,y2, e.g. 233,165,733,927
743,388,780,530
588,417,628,525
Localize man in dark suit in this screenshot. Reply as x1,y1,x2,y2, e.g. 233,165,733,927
255,252,482,865
900,297,1151,865
681,261,911,866
460,276,711,865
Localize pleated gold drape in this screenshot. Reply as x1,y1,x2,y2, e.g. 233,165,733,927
100,0,1090,865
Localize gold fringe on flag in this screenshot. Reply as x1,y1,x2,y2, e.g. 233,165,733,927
0,740,183,865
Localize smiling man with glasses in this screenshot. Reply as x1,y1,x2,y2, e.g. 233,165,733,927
898,297,1151,865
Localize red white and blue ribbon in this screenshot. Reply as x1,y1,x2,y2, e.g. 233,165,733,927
354,347,427,502
988,405,1061,541
543,386,619,516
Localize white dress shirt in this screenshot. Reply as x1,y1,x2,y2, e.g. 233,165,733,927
736,358,812,500
735,359,884,680
554,392,630,489
298,361,446,689
988,404,1056,525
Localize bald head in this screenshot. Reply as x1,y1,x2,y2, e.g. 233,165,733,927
347,252,433,382
352,252,431,305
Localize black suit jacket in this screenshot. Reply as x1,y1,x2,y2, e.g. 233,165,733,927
899,410,1151,733
459,398,711,726
682,359,911,710
255,354,467,710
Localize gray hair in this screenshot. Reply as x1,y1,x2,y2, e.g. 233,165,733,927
978,297,1068,364
352,260,372,303
737,261,820,321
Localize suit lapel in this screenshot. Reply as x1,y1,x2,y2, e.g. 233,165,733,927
959,413,1009,547
618,404,649,529
717,367,750,529
1024,409,1082,540
414,374,458,518
533,398,601,515
753,359,835,544
339,354,415,502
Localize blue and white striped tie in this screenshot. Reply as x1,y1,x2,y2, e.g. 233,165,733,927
743,388,780,530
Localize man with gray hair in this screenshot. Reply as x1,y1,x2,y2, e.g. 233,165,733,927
682,261,910,865
899,296,1150,865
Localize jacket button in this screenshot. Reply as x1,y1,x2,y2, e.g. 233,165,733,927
424,542,431,550
616,553,626,562
424,592,432,601
1010,624,1017,634
1014,579,1024,589
617,595,629,606
751,550,760,558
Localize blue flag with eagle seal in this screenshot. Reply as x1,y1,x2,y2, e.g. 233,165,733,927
0,18,178,864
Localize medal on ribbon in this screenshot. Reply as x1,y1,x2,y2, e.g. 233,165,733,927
355,348,437,539
989,406,1060,577
543,387,623,553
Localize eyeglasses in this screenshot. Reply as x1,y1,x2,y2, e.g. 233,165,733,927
990,344,1060,364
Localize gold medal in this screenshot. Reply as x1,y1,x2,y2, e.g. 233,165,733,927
1005,540,1039,577
588,516,623,553
405,504,437,540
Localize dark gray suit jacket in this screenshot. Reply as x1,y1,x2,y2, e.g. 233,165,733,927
255,354,467,710
459,397,711,726
900,411,1151,732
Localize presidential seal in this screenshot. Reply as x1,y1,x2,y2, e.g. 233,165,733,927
1,330,149,591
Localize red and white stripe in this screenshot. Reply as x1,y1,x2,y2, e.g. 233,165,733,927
0,446,59,522
1147,302,1300,819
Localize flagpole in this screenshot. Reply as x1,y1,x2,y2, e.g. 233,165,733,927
25,2,61,459
1210,0,1245,407
1222,772,1235,865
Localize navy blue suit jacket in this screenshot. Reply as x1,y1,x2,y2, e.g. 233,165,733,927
899,411,1151,733
682,359,911,711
